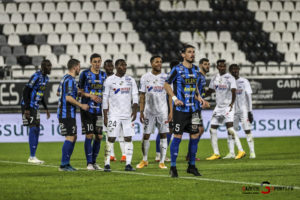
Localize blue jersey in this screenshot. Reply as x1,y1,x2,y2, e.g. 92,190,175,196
21,70,49,110
57,74,78,119
78,69,107,114
166,63,204,113
196,72,206,111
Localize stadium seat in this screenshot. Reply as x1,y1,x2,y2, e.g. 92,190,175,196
74,33,86,44
282,32,293,42
113,53,125,61
108,1,121,11
219,31,231,42
106,43,119,54
3,24,15,35
47,33,60,45
31,2,42,13
115,11,127,21
0,3,4,13
140,53,152,65
17,56,31,66
262,21,274,32
81,22,93,33
49,68,64,79
102,11,114,21
159,1,172,11
6,56,17,66
206,31,218,42
20,35,34,45
23,13,35,23
133,43,146,53
108,22,120,32
136,67,147,77
79,44,92,56
283,1,294,11
8,34,21,46
41,23,54,33
26,45,39,56
68,23,80,33
66,44,79,55
114,32,126,43
100,33,113,43
11,65,23,79
287,22,297,32
198,0,212,11
260,1,271,11
291,12,300,21
101,53,112,61
46,54,58,66
185,0,198,11
276,42,288,53
271,1,283,11
56,2,68,12
28,24,41,34
247,1,258,11
127,32,139,43
221,52,233,62
58,54,71,66
43,2,55,12
267,11,278,22
274,22,285,32
94,22,107,33
180,31,193,43
121,22,133,32
32,56,44,67
13,46,25,56
270,32,281,43
289,43,300,52
0,35,7,45
213,42,225,53
15,24,27,34
87,33,99,44
0,56,4,66
279,11,290,22
75,12,88,22
88,12,101,22
127,53,139,66
49,13,62,23
5,3,17,13
18,2,30,13
63,12,75,23
82,2,94,11
34,35,46,45
255,11,266,21
120,43,133,54
69,2,81,12
55,23,68,34
11,13,23,23
285,52,297,63
288,66,300,74
60,33,73,44
93,44,105,54
52,45,65,55
0,13,9,24
95,1,108,11
296,1,300,10
239,65,252,75
39,44,51,56
174,1,184,11
294,32,300,42
36,13,48,23
193,32,205,42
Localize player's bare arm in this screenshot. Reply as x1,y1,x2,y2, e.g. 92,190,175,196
78,88,102,103
103,109,108,127
132,103,138,122
164,82,184,106
66,95,89,111
41,96,50,119
229,88,236,111
168,94,173,122
139,92,145,123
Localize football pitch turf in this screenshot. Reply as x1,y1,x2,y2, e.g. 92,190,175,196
0,137,299,200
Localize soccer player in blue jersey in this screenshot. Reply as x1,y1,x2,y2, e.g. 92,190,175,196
58,59,89,171
78,54,106,170
186,58,210,161
21,59,52,164
164,45,208,177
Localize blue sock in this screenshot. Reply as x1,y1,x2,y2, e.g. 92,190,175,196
167,133,171,146
29,127,39,157
84,138,93,164
156,134,160,153
189,138,199,165
69,141,75,157
92,139,101,163
170,137,181,167
187,139,192,158
61,140,73,166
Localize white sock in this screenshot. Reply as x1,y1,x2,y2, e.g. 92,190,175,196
125,141,133,165
119,137,125,156
110,143,115,157
227,135,235,155
246,133,255,153
105,141,113,166
160,138,167,164
228,127,243,152
210,128,219,155
142,139,150,161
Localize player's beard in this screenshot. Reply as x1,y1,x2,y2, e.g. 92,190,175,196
187,57,195,63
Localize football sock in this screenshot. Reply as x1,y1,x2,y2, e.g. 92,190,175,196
119,137,125,156
142,139,150,161
167,133,171,146
61,140,73,166
92,139,101,163
156,134,160,153
246,133,255,153
170,137,181,167
110,142,115,157
189,138,199,165
160,138,167,163
227,135,235,155
125,142,133,165
84,138,93,164
29,127,39,157
105,141,113,166
228,127,243,151
187,138,192,158
210,128,220,155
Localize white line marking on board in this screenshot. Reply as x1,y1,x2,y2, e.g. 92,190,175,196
0,160,299,190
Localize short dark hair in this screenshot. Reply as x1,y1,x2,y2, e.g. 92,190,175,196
41,59,52,68
150,55,162,64
199,58,209,64
180,44,195,53
104,59,113,66
229,64,239,71
170,60,180,70
90,53,101,62
115,59,126,67
67,59,80,70
217,59,226,66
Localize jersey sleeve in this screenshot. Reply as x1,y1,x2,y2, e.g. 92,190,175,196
132,78,139,104
230,76,237,89
139,75,146,93
102,79,110,110
166,67,178,84
244,79,252,94
65,79,74,96
208,75,215,89
27,72,39,88
78,71,86,89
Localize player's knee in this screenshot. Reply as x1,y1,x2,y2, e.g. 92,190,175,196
143,134,150,140
227,127,236,137
198,126,204,135
159,133,167,139
124,136,132,142
209,128,217,134
191,133,200,139
108,137,116,143
86,133,93,139
96,134,102,141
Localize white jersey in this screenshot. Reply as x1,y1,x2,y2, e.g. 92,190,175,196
139,72,168,116
103,74,138,119
209,73,237,108
235,77,252,113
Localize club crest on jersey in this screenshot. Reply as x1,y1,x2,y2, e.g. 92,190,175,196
113,88,120,94
147,86,153,92
119,81,124,85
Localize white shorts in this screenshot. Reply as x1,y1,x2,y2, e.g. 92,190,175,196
234,111,252,131
143,113,169,134
210,106,234,126
107,117,135,138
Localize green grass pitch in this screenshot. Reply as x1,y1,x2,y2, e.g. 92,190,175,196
0,137,299,200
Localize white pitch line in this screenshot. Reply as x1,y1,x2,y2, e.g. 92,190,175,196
0,160,299,190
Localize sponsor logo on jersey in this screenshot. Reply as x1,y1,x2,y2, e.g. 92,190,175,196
184,87,196,92
147,86,164,92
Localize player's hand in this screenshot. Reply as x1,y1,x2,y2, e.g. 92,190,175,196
248,112,254,123
80,104,89,111
90,94,102,103
174,99,184,106
104,115,108,127
24,110,30,120
229,103,233,112
77,90,82,97
167,112,173,123
202,100,210,109
140,112,144,123
46,110,50,119
131,103,138,122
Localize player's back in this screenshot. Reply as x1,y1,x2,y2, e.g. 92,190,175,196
235,77,252,112
57,74,77,119
140,72,168,115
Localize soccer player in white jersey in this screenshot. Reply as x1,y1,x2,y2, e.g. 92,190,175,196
103,59,138,171
206,60,246,160
136,55,170,169
229,64,256,158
